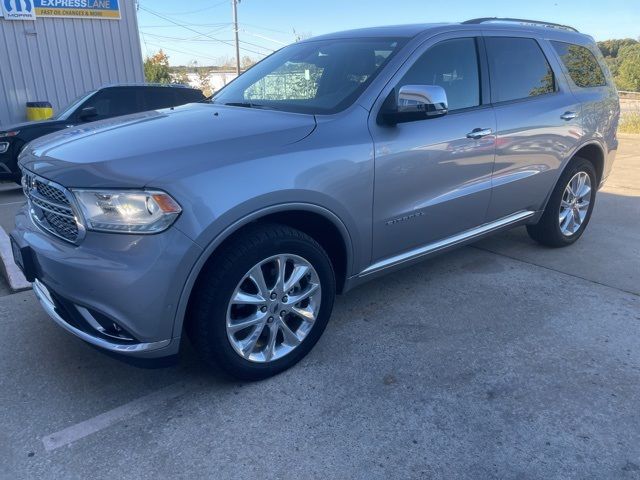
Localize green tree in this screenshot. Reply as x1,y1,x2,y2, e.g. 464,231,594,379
616,44,640,91
196,68,212,97
144,50,172,84
597,39,638,59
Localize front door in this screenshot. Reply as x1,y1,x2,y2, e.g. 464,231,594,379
369,34,496,263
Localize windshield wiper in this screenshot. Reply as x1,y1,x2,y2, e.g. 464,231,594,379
223,102,280,111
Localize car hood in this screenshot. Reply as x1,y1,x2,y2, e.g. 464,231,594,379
2,118,67,134
19,103,317,187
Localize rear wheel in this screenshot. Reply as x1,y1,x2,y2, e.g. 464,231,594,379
187,223,335,380
527,156,597,247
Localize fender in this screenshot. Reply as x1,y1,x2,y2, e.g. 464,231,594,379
538,137,606,214
170,202,354,338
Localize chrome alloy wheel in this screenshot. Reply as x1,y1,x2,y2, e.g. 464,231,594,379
226,254,322,363
559,171,592,236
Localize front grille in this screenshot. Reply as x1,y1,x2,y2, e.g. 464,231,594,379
23,171,81,243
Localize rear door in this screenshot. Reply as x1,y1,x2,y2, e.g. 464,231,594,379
369,32,496,263
483,34,582,221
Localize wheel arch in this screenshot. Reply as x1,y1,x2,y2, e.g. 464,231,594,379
538,139,606,214
173,203,354,338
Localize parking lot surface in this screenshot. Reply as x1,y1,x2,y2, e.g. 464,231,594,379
1,136,639,479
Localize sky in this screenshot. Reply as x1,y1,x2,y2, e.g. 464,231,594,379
136,0,640,66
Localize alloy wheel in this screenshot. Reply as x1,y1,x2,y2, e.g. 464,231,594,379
226,254,322,363
559,171,592,236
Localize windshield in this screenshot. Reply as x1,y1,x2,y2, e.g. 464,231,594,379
213,38,405,114
55,91,96,120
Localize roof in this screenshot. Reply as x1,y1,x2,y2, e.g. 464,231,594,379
302,19,590,43
99,83,196,89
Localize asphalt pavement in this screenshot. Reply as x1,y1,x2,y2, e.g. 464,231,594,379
0,136,638,479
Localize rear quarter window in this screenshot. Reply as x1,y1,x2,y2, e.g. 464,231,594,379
550,41,607,88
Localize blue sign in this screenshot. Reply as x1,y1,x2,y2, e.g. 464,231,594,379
1,0,36,20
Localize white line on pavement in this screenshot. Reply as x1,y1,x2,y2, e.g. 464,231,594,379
42,382,188,451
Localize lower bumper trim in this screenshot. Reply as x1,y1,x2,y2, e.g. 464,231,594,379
33,279,171,354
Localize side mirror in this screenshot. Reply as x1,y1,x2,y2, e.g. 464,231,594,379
381,85,448,125
79,106,98,121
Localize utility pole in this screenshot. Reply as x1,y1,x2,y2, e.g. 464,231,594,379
232,0,241,75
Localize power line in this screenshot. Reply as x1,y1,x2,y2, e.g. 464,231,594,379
140,22,232,29
139,5,270,57
144,42,226,64
138,0,229,16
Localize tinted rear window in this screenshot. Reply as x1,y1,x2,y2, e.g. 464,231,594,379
551,41,606,88
485,37,555,103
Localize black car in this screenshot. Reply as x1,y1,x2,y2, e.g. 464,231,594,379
0,84,205,181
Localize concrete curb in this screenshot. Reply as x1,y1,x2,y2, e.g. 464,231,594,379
0,226,31,292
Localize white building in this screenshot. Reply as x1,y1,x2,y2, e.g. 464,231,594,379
0,0,144,126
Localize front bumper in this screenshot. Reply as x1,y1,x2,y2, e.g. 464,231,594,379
12,206,203,359
32,279,171,354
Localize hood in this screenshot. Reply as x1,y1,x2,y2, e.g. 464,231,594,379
2,118,66,133
19,103,317,187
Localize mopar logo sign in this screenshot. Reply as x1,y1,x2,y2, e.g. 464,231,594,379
1,0,36,20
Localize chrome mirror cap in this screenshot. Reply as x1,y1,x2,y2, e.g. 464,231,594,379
398,85,449,115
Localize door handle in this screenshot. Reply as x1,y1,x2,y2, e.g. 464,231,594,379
466,128,493,139
561,111,577,121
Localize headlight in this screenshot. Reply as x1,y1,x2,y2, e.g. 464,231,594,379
0,130,19,139
72,190,182,234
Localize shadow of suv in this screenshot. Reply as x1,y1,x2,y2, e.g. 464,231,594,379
12,19,619,380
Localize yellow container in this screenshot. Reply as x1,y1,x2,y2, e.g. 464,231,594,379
26,101,54,121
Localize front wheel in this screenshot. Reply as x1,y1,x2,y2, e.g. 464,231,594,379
187,223,336,380
527,156,597,247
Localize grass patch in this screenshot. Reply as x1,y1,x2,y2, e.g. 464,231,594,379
619,112,640,134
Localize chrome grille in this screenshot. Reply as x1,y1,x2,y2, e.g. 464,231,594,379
22,171,81,243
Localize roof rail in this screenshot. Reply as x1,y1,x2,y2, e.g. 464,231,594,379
462,17,579,33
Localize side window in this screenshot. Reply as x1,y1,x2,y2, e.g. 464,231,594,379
82,88,142,120
398,38,480,111
144,88,178,110
485,37,555,103
550,41,606,88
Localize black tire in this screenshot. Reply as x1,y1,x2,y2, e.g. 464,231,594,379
526,156,597,247
186,223,336,381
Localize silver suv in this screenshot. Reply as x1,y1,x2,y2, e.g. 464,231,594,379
12,19,619,379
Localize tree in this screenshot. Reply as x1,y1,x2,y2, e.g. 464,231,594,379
597,39,638,59
241,55,255,70
172,67,191,86
197,69,213,97
144,50,172,84
616,44,640,92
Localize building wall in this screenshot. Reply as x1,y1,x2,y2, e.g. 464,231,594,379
0,1,144,127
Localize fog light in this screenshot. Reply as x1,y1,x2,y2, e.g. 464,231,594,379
0,142,8,154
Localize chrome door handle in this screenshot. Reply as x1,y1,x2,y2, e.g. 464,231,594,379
561,111,577,121
466,128,493,139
